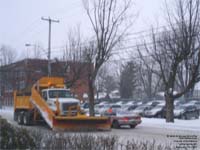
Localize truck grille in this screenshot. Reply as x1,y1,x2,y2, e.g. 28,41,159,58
61,102,78,116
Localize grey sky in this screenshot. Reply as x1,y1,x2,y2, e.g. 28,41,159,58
0,0,166,60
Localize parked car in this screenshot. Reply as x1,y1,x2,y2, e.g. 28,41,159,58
96,104,111,114
174,105,199,119
85,109,101,117
104,110,142,128
124,100,144,106
125,101,136,105
131,105,153,116
144,105,166,118
122,104,139,111
116,101,127,105
185,100,200,113
81,102,89,109
110,104,122,110
174,99,186,106
135,101,144,106
145,100,164,107
101,104,122,115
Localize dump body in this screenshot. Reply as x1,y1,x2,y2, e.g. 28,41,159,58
14,94,33,110
14,77,111,131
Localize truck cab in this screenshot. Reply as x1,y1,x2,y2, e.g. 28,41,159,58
41,88,80,116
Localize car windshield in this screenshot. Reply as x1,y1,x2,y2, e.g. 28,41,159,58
135,106,146,110
98,105,104,108
146,101,153,105
122,105,131,109
112,105,121,108
104,104,111,109
116,110,132,116
48,90,72,98
152,105,163,109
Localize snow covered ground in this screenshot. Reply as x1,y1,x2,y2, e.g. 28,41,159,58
0,107,14,119
1,106,200,149
141,117,200,132
1,106,200,132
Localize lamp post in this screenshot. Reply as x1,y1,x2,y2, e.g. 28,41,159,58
25,43,31,58
25,43,49,75
25,43,47,58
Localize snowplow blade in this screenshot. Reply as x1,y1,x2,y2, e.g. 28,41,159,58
52,116,111,131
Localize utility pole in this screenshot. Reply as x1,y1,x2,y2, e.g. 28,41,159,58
41,17,59,76
0,59,2,108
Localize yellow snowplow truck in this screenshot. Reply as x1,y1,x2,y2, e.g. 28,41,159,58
13,77,111,131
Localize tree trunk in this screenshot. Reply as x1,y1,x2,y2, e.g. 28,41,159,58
88,79,95,116
165,95,174,122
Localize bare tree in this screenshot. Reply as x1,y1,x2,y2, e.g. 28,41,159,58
95,66,107,96
62,28,89,89
83,0,133,116
138,0,200,122
137,58,162,100
176,60,195,98
0,45,17,106
0,45,16,65
32,42,44,59
95,65,117,98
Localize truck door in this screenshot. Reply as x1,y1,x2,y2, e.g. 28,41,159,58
42,91,47,101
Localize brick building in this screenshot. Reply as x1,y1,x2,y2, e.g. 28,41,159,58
0,58,90,106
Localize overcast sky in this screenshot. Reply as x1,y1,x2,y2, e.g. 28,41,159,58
0,0,168,60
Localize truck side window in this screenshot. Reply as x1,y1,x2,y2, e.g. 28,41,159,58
42,91,47,101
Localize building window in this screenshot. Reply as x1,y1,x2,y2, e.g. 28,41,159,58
19,71,25,78
19,80,25,90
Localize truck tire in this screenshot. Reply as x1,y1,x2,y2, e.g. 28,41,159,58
23,111,30,125
130,124,136,128
112,120,120,129
14,112,17,121
17,112,23,125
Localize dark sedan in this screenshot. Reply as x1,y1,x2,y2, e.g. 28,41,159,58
174,105,199,119
144,105,165,118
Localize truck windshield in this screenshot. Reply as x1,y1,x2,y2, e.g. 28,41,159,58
49,90,72,98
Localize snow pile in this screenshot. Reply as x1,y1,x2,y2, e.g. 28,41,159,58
0,106,14,116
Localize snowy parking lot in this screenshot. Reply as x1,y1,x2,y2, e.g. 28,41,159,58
1,106,200,149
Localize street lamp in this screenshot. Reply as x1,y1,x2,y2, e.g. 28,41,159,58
25,43,47,58
25,43,31,47
25,43,31,58
25,43,50,76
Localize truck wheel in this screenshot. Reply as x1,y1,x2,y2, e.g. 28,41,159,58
14,112,17,121
130,124,136,128
17,112,23,125
112,120,120,129
157,114,162,118
23,112,30,125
